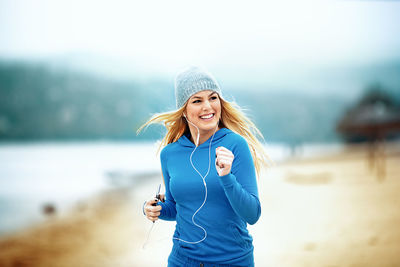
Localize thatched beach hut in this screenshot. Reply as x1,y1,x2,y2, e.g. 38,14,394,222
336,89,400,180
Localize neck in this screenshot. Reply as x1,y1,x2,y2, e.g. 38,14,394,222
188,125,220,146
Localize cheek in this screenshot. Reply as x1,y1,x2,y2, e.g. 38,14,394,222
187,106,200,119
213,103,221,116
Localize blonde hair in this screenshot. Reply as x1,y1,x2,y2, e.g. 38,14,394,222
137,96,269,176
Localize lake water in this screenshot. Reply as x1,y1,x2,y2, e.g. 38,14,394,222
0,141,341,236
0,141,163,236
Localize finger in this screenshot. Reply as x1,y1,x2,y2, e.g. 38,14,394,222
216,154,233,161
148,211,161,217
146,206,161,214
145,210,160,221
216,149,234,158
216,154,234,161
149,203,162,210
216,161,227,170
216,147,227,154
154,205,162,211
217,156,233,165
217,160,231,168
216,146,233,153
216,160,224,169
216,157,233,166
216,157,223,166
145,205,161,214
216,147,226,156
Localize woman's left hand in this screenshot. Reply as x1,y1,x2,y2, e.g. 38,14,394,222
216,146,234,176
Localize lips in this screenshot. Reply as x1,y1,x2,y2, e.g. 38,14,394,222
200,113,214,120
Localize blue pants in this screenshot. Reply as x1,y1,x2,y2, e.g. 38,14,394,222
167,246,254,267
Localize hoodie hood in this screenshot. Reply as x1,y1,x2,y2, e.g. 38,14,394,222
177,127,232,148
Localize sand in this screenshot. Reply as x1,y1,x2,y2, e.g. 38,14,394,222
0,142,399,267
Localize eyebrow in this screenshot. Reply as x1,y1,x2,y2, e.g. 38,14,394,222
191,92,217,99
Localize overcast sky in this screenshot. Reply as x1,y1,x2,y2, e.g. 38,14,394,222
1,0,400,93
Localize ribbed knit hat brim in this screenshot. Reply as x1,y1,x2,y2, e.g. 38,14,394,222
175,66,222,109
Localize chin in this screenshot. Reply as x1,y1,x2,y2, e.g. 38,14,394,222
199,121,219,131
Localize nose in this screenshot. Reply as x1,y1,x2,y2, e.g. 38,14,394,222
202,100,212,110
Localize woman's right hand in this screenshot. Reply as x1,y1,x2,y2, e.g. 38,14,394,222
144,198,163,222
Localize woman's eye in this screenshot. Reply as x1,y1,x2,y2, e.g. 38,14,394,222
192,100,201,104
210,96,218,101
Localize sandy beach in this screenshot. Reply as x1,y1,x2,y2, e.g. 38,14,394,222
1,142,399,267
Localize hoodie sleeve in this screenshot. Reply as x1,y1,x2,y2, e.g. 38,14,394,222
218,135,261,225
158,148,177,221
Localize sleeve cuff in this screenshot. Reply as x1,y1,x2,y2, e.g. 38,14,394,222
219,173,236,187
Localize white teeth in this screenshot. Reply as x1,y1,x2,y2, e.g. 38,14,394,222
201,114,214,119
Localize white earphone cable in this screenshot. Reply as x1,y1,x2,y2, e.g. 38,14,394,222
173,117,218,244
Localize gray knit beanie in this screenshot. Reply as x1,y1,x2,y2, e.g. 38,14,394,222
175,66,222,109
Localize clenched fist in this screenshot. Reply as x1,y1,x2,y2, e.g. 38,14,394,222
215,146,234,176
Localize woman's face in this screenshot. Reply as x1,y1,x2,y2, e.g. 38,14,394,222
184,90,221,133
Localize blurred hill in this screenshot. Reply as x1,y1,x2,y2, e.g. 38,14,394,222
0,61,173,141
0,60,399,145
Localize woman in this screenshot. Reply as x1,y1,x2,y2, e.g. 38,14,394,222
139,66,268,267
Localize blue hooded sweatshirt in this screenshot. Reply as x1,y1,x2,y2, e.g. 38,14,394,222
159,127,261,266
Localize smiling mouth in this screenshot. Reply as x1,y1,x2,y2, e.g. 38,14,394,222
200,113,214,120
